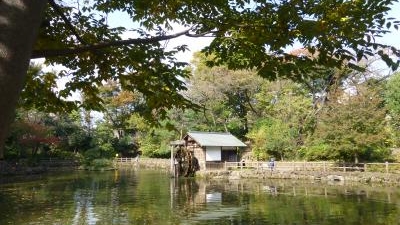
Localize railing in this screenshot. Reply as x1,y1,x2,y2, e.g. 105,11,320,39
114,157,139,163
113,158,400,174
224,161,265,170
223,161,400,173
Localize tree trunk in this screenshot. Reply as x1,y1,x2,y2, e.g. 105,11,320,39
0,0,47,159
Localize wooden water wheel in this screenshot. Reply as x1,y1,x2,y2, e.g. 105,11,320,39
174,146,199,177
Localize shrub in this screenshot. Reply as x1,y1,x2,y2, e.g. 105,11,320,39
91,158,113,169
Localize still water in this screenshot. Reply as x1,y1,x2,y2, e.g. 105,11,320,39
0,169,399,225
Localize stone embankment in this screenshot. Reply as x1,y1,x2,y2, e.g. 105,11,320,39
122,158,400,185
5,157,399,185
0,160,78,176
196,169,400,185
117,158,171,170
131,158,400,185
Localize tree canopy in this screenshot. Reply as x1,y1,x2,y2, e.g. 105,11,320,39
0,0,399,159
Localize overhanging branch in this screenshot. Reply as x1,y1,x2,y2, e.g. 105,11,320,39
31,29,191,58
48,0,87,45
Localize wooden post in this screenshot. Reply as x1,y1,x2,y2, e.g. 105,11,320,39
386,161,389,174
170,145,174,177
364,163,367,172
224,161,227,170
323,161,326,172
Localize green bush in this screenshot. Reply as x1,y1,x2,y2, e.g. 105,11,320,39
48,145,82,160
300,143,332,161
91,158,113,169
83,147,101,165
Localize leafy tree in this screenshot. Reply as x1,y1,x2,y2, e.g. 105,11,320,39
128,114,177,158
186,52,263,137
96,80,148,156
305,81,391,163
0,0,398,159
247,79,314,160
5,108,60,160
20,63,77,112
248,118,298,161
99,80,144,138
92,122,116,158
384,72,400,146
50,110,93,156
204,1,400,74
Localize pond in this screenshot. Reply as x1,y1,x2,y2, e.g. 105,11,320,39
0,169,399,224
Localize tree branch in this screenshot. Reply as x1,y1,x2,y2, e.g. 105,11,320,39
185,30,217,37
31,29,191,59
48,0,87,45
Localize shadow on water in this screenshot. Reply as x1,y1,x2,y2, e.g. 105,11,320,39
0,169,400,224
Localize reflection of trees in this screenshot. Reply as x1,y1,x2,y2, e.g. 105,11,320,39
2,171,400,224
245,181,400,225
72,190,98,225
172,178,400,224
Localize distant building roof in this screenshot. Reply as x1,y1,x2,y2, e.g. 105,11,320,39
185,131,247,147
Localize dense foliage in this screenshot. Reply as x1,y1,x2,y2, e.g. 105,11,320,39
27,0,400,112
1,0,400,162
6,58,400,164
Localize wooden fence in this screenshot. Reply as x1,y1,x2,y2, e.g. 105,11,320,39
220,161,400,173
113,158,400,174
114,157,139,164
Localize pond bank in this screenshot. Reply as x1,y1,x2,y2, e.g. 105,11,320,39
3,158,400,186
0,160,78,176
128,158,400,185
196,169,400,185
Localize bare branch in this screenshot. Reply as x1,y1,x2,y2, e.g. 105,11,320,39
244,89,260,115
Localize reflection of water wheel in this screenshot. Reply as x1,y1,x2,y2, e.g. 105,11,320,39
174,147,199,177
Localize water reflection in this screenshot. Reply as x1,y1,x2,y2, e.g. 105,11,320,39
173,178,245,224
72,190,98,225
171,176,400,224
0,169,399,224
206,192,222,203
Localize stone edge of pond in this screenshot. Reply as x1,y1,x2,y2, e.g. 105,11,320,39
124,159,400,185
195,170,400,185
4,157,400,186
0,160,78,176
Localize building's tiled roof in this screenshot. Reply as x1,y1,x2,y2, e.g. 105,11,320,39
185,131,247,147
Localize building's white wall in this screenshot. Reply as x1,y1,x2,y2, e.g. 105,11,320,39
206,146,221,161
